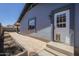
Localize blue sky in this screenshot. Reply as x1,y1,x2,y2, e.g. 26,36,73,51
0,3,25,26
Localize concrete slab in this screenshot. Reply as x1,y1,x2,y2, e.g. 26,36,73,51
47,42,74,55
9,32,46,53
8,32,74,56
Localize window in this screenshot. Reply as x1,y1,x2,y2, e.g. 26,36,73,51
28,17,36,30
57,13,66,28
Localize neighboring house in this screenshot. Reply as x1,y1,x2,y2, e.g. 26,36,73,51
16,3,79,55
3,25,17,32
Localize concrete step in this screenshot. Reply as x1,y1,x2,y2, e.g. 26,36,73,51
4,42,16,49
38,46,67,56
9,43,16,48
4,33,11,38
4,44,9,48
4,40,14,45
38,49,55,56
4,38,12,42
44,47,67,56
16,50,28,56
47,42,74,56
4,33,10,36
4,35,11,38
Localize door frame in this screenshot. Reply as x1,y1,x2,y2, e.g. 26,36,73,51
49,4,75,44
54,9,70,43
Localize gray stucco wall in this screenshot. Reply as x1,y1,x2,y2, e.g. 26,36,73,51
20,3,69,41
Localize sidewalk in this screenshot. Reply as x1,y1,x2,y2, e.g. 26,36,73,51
9,32,47,54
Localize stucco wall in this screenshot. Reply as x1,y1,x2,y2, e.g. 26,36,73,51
29,24,53,41
20,3,69,41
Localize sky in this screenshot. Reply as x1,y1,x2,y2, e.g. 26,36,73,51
0,3,25,26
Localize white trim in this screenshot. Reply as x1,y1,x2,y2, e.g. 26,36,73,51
54,10,70,45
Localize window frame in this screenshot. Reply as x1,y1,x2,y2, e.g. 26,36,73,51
28,17,36,30
56,13,66,28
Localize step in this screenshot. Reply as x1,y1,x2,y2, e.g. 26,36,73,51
47,42,74,56
4,40,14,45
4,38,12,42
4,35,11,38
16,50,28,56
4,33,10,36
4,44,10,48
9,43,16,48
44,47,68,56
38,49,55,56
4,42,16,48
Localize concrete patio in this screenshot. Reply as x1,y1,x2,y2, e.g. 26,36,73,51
9,32,46,55
8,32,74,56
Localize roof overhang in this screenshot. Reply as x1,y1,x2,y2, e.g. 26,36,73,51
15,3,38,25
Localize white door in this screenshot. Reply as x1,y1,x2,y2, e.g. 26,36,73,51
54,10,70,45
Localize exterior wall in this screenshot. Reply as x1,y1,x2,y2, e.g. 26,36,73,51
75,4,79,48
20,3,69,41
74,4,79,55
50,4,75,46
30,24,53,41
